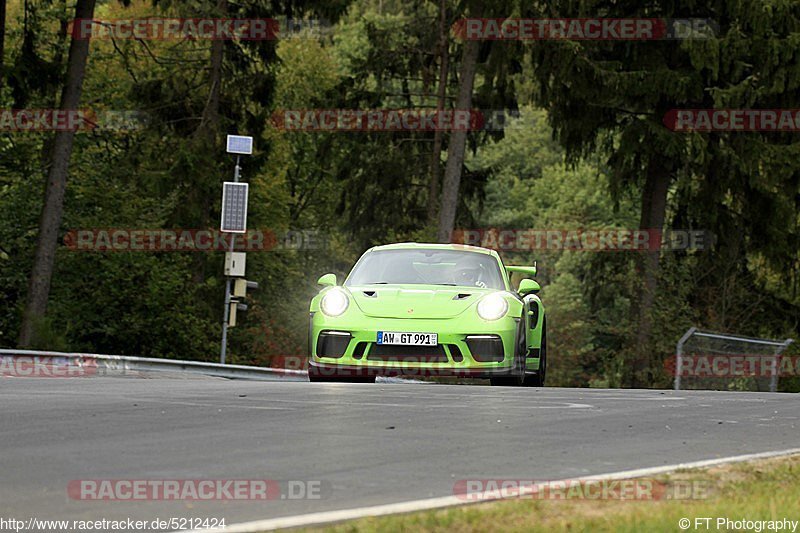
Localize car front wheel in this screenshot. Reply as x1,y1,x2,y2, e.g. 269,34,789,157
490,322,527,387
526,317,546,387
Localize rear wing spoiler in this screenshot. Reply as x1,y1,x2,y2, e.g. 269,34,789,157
505,263,537,278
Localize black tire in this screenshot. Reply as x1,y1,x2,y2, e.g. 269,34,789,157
490,321,527,387
526,317,547,387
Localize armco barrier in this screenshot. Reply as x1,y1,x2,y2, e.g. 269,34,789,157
0,349,308,381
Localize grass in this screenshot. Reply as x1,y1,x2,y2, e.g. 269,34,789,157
299,454,800,532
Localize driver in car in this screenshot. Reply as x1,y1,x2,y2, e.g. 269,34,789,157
455,266,487,288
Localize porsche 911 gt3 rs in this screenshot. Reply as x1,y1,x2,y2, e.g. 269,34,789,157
307,243,546,386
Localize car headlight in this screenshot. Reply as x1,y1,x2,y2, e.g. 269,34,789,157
321,288,349,317
476,293,508,321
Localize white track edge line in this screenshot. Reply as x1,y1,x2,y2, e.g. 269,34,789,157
191,447,800,533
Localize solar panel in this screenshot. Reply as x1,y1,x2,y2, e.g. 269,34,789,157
226,135,253,155
220,182,249,233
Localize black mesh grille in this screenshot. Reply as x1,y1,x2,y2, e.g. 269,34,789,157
466,336,505,362
367,344,448,363
316,332,351,358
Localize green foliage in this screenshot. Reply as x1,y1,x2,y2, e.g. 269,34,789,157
1,0,797,391
470,108,640,386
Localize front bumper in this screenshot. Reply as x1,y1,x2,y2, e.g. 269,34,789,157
308,360,519,379
309,313,519,377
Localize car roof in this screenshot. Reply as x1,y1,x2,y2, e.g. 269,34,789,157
368,242,500,259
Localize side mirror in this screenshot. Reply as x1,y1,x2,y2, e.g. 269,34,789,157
518,279,540,296
317,273,337,286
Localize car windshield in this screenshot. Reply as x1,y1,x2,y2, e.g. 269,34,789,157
345,249,505,290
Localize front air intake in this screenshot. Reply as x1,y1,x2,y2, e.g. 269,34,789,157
316,331,351,358
466,335,505,362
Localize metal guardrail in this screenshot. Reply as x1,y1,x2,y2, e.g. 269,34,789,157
674,328,794,392
0,349,308,381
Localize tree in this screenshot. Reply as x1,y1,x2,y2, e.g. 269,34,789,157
437,36,479,242
426,0,449,225
18,0,96,347
530,0,800,386
435,0,529,242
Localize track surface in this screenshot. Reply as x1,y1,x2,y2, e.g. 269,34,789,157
1,377,798,529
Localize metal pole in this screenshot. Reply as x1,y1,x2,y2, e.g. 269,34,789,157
220,156,241,364
674,326,696,391
770,339,795,393
769,352,779,393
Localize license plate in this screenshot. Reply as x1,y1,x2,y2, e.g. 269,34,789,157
377,331,437,346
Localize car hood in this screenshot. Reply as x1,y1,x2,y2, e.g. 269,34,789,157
347,284,497,319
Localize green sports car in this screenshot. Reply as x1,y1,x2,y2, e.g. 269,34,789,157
307,243,546,386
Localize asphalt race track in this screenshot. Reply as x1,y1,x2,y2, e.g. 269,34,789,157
1,377,798,529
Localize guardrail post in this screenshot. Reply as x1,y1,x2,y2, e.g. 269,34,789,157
674,326,696,391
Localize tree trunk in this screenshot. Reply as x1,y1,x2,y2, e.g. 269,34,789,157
196,0,225,142
190,0,226,285
18,0,96,348
39,0,70,185
426,0,448,225
630,158,670,387
0,0,6,88
436,37,479,243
